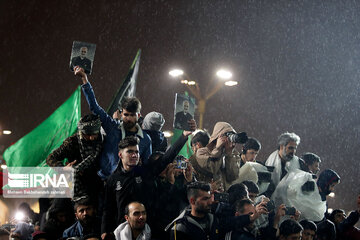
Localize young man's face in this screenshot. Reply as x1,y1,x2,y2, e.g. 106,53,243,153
75,205,95,225
236,203,256,230
329,181,338,193
280,141,297,162
121,109,139,130
192,190,213,214
302,229,316,240
119,145,140,170
308,161,320,174
248,192,258,202
125,202,147,231
191,142,203,153
244,149,259,162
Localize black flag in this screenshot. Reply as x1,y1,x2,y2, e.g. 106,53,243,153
107,49,141,115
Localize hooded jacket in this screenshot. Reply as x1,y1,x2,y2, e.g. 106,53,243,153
317,169,340,201
192,122,240,190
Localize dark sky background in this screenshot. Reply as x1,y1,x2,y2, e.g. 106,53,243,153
0,1,359,213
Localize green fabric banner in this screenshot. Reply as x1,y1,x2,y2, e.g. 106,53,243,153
3,87,81,167
171,129,193,159
171,91,194,159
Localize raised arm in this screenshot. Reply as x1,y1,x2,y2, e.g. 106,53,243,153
74,66,118,133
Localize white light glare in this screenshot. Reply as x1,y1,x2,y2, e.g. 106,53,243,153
169,69,184,77
2,130,11,135
187,81,196,85
1,165,7,170
163,131,173,138
224,81,238,86
216,69,232,79
15,211,25,221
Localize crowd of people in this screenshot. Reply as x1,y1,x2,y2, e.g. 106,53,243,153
1,66,359,240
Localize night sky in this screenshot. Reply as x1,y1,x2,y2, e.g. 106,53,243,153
0,1,359,213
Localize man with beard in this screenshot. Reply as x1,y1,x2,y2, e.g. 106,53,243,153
166,181,219,240
113,202,151,240
63,198,101,238
240,137,262,167
74,66,152,180
300,152,321,175
265,132,301,187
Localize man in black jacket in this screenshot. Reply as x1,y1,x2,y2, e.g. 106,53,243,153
166,181,221,240
101,120,196,239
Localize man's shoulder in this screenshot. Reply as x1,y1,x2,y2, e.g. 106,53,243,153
265,150,279,164
140,130,152,142
58,133,79,149
175,111,183,116
63,221,82,237
71,56,80,61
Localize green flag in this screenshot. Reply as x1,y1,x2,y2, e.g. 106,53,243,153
3,87,81,167
171,128,193,159
107,49,141,115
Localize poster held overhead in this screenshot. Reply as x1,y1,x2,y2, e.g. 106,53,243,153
173,93,195,131
69,41,96,75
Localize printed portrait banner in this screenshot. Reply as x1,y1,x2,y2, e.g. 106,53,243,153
2,167,74,198
69,41,97,75
173,93,196,131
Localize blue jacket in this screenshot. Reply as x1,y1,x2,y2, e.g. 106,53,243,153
82,82,152,179
63,221,83,238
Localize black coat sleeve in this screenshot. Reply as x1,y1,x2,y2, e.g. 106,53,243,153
150,134,189,176
101,176,118,234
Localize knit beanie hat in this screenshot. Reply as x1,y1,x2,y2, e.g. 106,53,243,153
142,112,165,131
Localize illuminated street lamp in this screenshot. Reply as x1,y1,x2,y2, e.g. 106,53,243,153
216,69,232,79
169,68,237,129
169,69,184,77
2,130,11,135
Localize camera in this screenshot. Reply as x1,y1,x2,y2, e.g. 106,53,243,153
285,207,296,215
266,199,276,212
214,192,229,202
224,132,248,144
175,155,188,170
